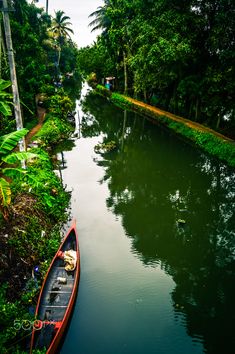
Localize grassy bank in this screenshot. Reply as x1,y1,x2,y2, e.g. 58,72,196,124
0,103,74,353
95,85,235,168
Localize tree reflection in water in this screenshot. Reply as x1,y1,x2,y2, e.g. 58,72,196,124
81,91,235,354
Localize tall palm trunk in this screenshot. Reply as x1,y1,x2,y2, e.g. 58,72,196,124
57,46,61,67
123,50,128,95
2,0,25,151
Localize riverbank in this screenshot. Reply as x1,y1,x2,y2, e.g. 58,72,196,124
95,85,235,168
0,94,74,353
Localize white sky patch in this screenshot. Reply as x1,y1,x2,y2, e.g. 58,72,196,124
35,0,103,47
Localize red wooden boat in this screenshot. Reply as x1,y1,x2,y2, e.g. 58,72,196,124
30,221,80,353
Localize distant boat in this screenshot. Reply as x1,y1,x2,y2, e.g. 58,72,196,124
30,221,80,353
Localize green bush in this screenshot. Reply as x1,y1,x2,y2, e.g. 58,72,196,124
0,285,27,353
34,115,73,147
96,84,112,98
1,145,70,351
17,148,71,221
47,93,73,119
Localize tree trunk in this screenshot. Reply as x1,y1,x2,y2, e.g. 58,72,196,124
57,46,61,72
143,90,147,102
2,0,25,152
195,98,199,122
123,50,128,95
215,114,221,130
173,83,178,114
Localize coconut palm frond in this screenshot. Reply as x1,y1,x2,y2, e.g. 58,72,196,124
88,7,104,18
88,2,112,33
88,17,103,28
90,24,105,33
51,10,74,39
61,26,74,34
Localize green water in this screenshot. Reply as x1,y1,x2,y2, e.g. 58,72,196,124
61,87,235,354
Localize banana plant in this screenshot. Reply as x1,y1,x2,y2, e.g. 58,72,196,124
0,128,37,218
0,79,12,117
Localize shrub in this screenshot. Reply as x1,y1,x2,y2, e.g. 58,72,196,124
34,115,73,147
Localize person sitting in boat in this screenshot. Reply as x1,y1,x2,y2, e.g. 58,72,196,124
58,250,77,271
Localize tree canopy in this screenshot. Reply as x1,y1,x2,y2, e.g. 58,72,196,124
79,0,235,134
0,0,81,133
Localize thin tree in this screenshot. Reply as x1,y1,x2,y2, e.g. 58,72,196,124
51,10,74,70
1,0,25,151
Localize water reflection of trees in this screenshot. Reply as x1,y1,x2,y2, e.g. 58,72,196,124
81,91,235,354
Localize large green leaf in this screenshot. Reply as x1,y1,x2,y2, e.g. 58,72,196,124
0,79,11,91
0,91,12,98
0,101,12,116
2,152,38,165
0,177,11,207
0,129,29,155
2,167,26,178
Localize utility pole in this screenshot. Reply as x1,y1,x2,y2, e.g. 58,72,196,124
46,0,49,14
2,0,25,152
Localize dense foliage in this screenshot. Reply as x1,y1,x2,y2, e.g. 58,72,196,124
0,0,82,133
0,128,31,217
0,128,72,352
78,0,235,135
0,2,79,352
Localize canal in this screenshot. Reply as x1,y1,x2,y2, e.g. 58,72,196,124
60,85,235,354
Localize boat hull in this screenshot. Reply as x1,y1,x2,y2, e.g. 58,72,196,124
30,221,80,353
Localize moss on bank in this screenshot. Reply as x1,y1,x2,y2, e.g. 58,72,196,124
95,85,235,168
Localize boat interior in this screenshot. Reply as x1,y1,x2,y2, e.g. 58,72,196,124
33,230,78,350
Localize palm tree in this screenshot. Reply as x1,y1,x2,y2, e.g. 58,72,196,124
88,0,116,35
51,10,74,44
89,6,111,34
50,10,74,71
89,0,130,94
